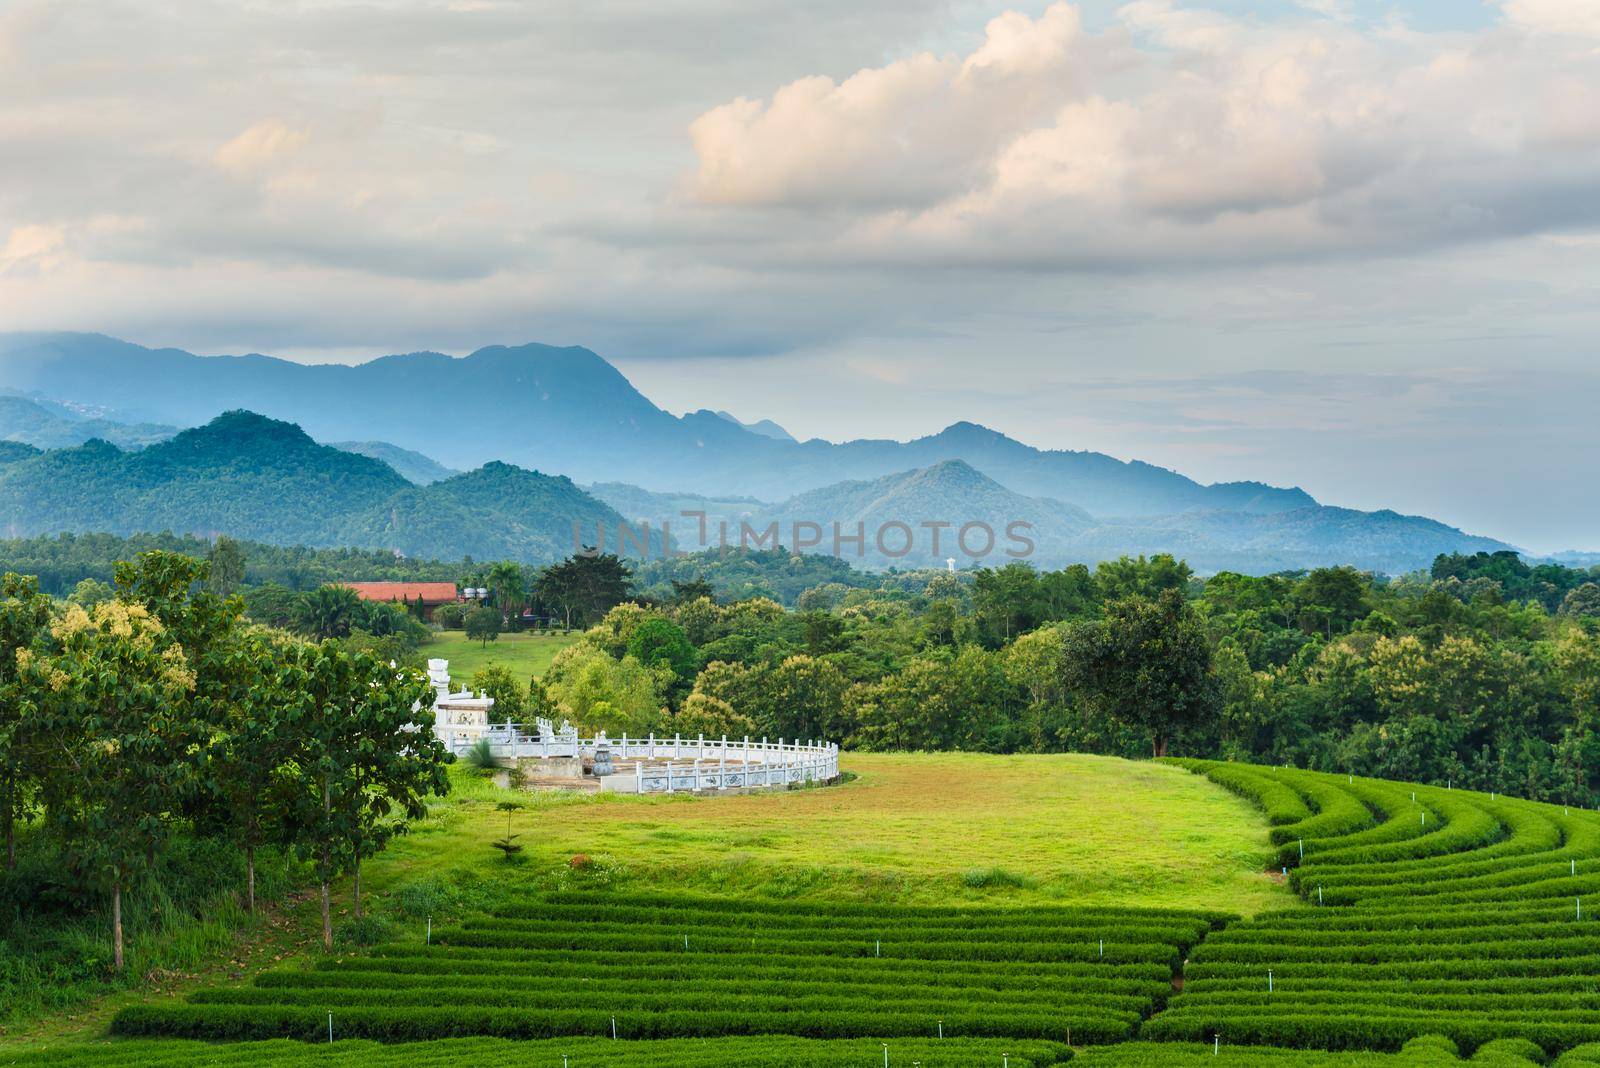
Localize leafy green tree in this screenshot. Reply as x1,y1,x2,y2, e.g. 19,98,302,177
535,553,633,630
1561,583,1600,619
854,646,1016,751
544,643,666,736
203,632,299,913
673,693,757,738
1293,566,1369,638
280,642,447,948
626,617,699,692
767,655,850,742
1094,554,1193,602
26,600,197,970
1060,589,1220,758
67,577,114,608
465,606,502,648
670,577,715,605
0,572,52,870
472,664,525,722
206,536,247,598
972,562,1040,644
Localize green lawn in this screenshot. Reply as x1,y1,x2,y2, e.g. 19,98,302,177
371,751,1289,916
419,630,577,683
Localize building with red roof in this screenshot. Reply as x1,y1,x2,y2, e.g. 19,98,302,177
342,581,460,620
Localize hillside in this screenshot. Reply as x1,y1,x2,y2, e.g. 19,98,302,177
340,461,642,562
608,461,1510,573
762,459,1095,566
0,411,409,544
0,440,39,464
0,394,176,450
327,440,459,484
0,412,633,562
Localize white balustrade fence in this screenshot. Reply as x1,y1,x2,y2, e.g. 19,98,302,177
451,727,839,795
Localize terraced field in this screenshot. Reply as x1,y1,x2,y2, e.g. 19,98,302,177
18,756,1600,1065
110,894,1221,1045
2,1037,1073,1067
1150,761,1600,1052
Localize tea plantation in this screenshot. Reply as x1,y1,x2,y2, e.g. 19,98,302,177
14,757,1600,1065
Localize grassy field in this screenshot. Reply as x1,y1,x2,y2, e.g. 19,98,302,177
419,630,576,682
369,752,1287,915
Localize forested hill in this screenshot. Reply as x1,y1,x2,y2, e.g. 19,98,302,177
0,411,633,563
0,332,1316,511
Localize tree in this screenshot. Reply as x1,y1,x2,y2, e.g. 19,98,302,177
465,606,502,648
67,577,114,608
670,577,715,605
1561,583,1600,619
472,664,525,722
1294,567,1369,638
486,560,527,623
0,573,52,870
535,553,633,630
280,643,448,948
972,562,1040,644
673,693,757,738
1060,589,1220,758
1094,554,1193,602
295,584,364,639
626,617,699,692
206,536,247,598
26,600,197,970
543,643,666,735
203,632,298,913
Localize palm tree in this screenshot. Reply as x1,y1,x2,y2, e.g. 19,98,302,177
294,584,363,639
487,561,526,624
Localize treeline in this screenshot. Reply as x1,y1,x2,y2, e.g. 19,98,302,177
0,531,458,595
0,552,452,974
499,550,1600,805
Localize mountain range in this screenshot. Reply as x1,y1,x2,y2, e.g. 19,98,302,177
0,332,1518,573
0,411,630,562
0,333,1315,512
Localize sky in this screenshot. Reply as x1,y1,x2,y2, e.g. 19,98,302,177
2,0,1598,551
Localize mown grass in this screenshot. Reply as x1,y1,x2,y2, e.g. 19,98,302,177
364,752,1287,917
419,630,576,682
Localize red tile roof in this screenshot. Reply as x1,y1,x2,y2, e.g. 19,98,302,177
342,581,459,604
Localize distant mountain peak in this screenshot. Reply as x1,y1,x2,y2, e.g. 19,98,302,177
711,410,797,443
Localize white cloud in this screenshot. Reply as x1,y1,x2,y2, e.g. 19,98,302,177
1501,0,1600,40
0,224,65,274
213,119,310,175
686,2,1600,269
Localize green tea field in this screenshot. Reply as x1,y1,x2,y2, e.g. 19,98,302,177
11,753,1600,1066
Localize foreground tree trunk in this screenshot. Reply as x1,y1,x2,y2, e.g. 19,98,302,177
3,775,13,871
1153,735,1170,759
320,877,332,951
320,778,333,950
245,841,256,914
112,876,124,972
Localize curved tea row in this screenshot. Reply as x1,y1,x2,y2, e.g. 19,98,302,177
1153,763,1600,1051
112,894,1223,1046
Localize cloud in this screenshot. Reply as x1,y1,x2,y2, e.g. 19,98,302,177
1501,0,1600,39
0,224,65,274
685,2,1600,269
213,119,309,175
